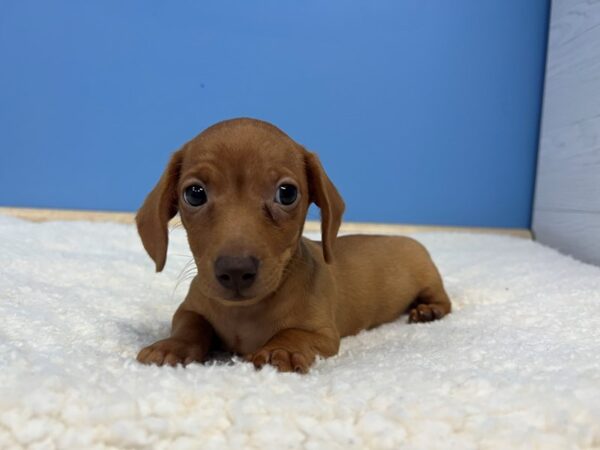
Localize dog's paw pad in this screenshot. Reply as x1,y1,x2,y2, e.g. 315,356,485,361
408,304,444,323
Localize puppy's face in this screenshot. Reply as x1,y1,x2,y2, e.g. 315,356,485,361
178,124,310,305
136,118,344,306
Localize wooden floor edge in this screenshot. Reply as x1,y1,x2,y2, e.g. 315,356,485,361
0,206,532,239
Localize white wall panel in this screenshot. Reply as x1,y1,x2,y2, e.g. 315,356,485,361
533,0,600,266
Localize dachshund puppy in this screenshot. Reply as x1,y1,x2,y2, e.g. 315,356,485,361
136,118,451,373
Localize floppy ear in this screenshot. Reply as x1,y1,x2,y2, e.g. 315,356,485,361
135,149,183,272
304,150,345,263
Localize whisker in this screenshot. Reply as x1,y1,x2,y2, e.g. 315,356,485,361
177,268,197,280
169,221,184,232
171,257,197,301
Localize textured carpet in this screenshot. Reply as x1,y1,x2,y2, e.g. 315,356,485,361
1,215,599,449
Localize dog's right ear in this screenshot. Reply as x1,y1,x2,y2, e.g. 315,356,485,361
136,149,184,272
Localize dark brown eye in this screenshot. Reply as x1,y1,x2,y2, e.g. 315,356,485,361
184,184,207,207
275,184,298,206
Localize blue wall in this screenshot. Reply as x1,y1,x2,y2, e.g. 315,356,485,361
0,1,549,228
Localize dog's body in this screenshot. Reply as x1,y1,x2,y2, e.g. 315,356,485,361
136,118,451,373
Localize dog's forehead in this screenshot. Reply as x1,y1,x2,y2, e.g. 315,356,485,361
183,121,306,174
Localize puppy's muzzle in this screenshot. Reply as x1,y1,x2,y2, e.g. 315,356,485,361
214,255,259,295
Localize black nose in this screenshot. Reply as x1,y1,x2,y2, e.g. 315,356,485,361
214,256,259,292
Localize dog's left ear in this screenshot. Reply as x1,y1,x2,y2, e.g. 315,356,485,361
136,149,184,272
303,150,345,263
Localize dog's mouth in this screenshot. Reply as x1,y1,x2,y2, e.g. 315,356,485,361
215,292,267,307
210,282,262,304
212,276,281,306
222,291,253,302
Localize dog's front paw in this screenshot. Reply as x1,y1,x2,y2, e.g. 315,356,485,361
246,347,314,374
408,304,446,323
137,338,207,367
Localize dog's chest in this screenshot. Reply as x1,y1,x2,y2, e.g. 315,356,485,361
211,314,277,355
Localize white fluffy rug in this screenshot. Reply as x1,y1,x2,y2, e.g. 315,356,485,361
1,215,599,449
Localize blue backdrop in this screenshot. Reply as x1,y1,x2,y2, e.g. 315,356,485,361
0,1,549,228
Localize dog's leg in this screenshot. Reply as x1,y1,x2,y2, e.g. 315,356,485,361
246,328,340,374
408,285,452,323
137,305,214,366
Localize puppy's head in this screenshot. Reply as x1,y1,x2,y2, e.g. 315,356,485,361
136,118,344,306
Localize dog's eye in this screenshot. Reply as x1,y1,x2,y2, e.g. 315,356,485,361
275,184,298,206
184,185,207,207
